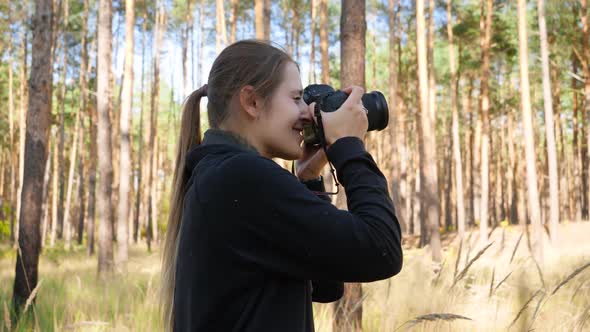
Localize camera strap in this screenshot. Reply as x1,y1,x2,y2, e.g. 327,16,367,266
291,103,341,196
312,102,340,195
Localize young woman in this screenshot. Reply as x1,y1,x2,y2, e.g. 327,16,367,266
161,40,402,332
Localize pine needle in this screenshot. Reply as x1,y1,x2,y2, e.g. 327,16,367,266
551,262,590,296
509,289,542,328
452,242,494,288
3,301,11,332
510,232,524,264
23,279,42,314
395,313,472,331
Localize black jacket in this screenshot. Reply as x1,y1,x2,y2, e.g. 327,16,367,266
173,129,402,332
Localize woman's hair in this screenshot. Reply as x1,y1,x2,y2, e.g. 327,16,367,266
160,39,294,331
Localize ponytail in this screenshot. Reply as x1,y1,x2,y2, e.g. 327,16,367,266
160,84,207,332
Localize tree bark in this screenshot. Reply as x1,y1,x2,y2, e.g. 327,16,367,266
427,0,436,121
417,0,442,262
517,0,543,263
537,0,559,243
12,0,53,313
333,1,366,330
447,0,465,238
389,0,406,234
97,0,115,276
309,0,317,83
215,0,228,53
117,0,135,269
582,0,590,223
319,0,329,83
147,2,165,251
16,30,29,246
255,0,270,39
7,6,17,245
229,0,238,43
182,0,192,98
478,0,492,245
134,11,148,244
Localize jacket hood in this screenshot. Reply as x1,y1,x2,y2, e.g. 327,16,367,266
185,129,259,171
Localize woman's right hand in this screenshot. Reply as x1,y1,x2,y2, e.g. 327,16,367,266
318,86,368,146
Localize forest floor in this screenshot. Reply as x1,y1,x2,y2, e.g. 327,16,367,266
0,222,589,331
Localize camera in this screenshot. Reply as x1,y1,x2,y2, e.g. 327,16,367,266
301,84,389,146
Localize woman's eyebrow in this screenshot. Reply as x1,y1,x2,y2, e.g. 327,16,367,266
292,89,303,96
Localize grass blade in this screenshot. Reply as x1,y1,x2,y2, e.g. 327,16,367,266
551,262,590,296
488,267,496,298
509,289,542,328
3,301,11,332
23,279,42,314
395,313,472,331
453,240,463,280
510,233,524,264
452,242,494,288
493,271,513,294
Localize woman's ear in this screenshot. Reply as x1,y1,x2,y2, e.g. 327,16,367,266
239,85,264,119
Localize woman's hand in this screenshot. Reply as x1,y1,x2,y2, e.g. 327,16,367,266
320,86,368,146
296,143,328,181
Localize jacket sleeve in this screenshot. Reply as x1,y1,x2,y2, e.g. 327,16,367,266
213,137,403,283
300,177,344,303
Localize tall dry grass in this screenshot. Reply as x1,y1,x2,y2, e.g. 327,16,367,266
0,222,588,331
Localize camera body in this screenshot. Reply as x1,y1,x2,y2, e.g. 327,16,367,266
301,84,390,145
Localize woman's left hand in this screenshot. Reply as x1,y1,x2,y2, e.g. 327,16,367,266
296,143,328,181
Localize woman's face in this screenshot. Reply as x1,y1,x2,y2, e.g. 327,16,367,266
255,62,312,160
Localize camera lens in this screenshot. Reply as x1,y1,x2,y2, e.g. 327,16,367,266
362,91,389,131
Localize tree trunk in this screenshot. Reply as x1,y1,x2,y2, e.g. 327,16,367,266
229,0,238,43
12,0,53,313
16,30,29,246
117,0,135,269
319,0,329,83
215,0,228,53
333,1,366,330
517,0,543,263
447,0,465,238
63,99,80,251
537,0,559,243
50,132,58,247
479,0,492,245
41,146,52,247
573,55,583,221
309,0,317,83
147,2,165,251
134,10,147,244
8,8,17,245
417,0,442,262
427,0,436,121
389,0,406,234
255,0,270,39
582,0,590,223
182,1,191,98
97,0,115,276
75,0,89,246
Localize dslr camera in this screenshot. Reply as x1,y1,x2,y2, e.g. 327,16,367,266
301,84,390,146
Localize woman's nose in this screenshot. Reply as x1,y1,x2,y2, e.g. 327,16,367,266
300,102,314,122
